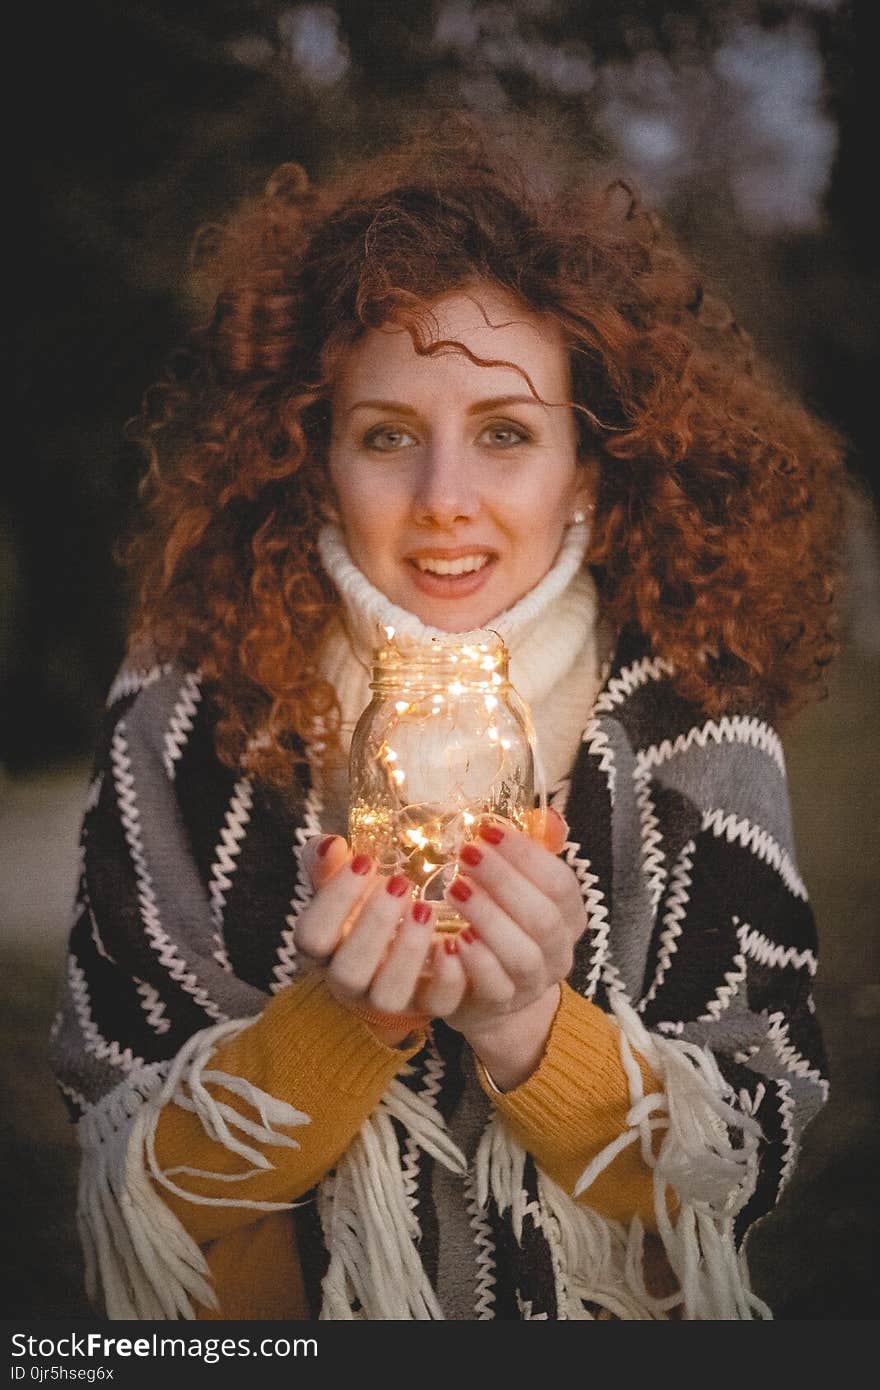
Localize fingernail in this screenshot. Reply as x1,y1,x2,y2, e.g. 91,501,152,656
448,877,472,903
351,854,372,875
443,936,458,955
412,900,432,925
459,843,482,867
479,824,504,845
317,835,337,859
386,873,409,897
459,926,479,944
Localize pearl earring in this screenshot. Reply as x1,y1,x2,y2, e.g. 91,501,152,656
569,503,594,525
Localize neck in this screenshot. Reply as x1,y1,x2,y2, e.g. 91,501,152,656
317,521,598,708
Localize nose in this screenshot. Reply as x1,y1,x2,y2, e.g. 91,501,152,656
413,438,479,528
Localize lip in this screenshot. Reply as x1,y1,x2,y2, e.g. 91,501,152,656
404,553,497,599
404,546,499,561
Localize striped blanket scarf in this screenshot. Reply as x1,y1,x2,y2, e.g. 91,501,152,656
50,627,828,1319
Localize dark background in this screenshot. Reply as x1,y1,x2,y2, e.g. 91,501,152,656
2,0,877,1318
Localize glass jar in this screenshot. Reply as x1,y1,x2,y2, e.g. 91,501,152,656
348,629,544,931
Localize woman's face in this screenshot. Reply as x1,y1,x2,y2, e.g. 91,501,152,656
327,284,594,632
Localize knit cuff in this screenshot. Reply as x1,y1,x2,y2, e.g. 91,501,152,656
475,981,658,1165
260,971,428,1108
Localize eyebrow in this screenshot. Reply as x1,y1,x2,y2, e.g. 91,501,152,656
345,394,549,417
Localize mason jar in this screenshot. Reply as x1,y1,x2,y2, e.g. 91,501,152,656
348,630,543,932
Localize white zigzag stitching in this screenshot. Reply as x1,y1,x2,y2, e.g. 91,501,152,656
85,772,103,813
111,723,226,1022
702,808,808,900
465,1139,498,1319
135,979,171,1035
273,738,326,992
581,717,617,803
698,950,749,1023
765,1011,829,1097
400,1043,446,1217
776,1078,799,1190
634,769,666,917
639,838,694,1012
562,838,610,1002
105,664,169,708
67,954,141,1072
163,672,202,780
591,654,675,715
738,922,818,975
56,1077,90,1113
634,715,786,777
208,779,254,972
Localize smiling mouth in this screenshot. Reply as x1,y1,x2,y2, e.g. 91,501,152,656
410,554,492,576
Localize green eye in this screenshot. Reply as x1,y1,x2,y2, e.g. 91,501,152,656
363,426,415,451
480,423,530,447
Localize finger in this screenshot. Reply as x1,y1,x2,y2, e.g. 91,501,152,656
414,936,467,1017
445,874,548,985
474,820,577,910
301,834,349,889
367,900,437,1015
328,873,413,1000
456,927,517,1007
523,806,569,855
293,853,377,960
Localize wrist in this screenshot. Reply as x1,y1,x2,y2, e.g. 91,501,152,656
347,999,430,1049
464,984,561,1092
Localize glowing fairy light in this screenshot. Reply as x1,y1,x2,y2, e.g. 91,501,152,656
348,628,544,933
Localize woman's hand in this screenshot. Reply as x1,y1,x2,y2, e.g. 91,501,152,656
293,837,465,1045
294,809,584,1081
440,810,587,1089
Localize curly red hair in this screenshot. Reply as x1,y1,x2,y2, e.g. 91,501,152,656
126,117,846,786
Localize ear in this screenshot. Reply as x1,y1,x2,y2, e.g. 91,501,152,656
573,454,599,511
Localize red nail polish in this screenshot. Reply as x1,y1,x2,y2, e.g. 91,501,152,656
412,901,432,925
386,873,409,897
449,877,472,903
459,926,479,944
443,936,458,955
317,835,336,858
351,854,372,875
479,824,504,845
459,843,482,867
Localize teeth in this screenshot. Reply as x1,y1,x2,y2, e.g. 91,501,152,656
414,555,490,576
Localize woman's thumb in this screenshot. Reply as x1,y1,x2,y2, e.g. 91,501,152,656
302,834,349,888
525,806,569,855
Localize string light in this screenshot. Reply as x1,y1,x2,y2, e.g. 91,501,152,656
347,627,544,930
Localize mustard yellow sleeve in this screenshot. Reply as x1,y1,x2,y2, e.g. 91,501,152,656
153,971,427,1246
474,982,662,1230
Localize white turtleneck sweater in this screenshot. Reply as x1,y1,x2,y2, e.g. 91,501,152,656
315,521,609,835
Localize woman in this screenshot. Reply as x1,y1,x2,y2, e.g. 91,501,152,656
51,119,844,1320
